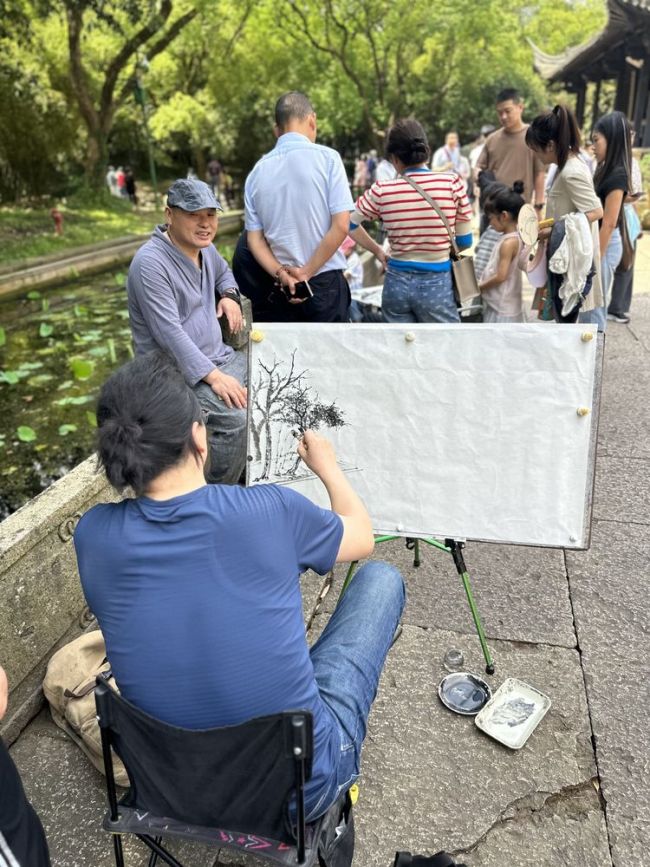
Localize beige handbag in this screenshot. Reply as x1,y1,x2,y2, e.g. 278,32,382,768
400,173,481,309
43,630,129,787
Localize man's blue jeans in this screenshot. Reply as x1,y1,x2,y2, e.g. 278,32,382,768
192,350,248,485
306,561,406,820
382,266,460,323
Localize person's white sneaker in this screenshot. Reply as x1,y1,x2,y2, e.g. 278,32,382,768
607,313,630,324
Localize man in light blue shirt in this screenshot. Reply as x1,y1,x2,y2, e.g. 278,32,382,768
234,92,354,322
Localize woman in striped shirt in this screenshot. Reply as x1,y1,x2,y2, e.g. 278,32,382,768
350,119,473,323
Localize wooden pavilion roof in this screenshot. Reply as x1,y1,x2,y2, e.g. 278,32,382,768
531,0,650,83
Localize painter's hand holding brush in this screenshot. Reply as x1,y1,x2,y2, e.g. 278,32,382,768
296,430,374,563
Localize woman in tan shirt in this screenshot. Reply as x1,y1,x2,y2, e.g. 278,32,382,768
526,105,604,323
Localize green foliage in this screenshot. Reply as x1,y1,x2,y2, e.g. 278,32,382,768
1,0,608,193
17,425,37,442
39,322,54,338
0,193,156,267
58,424,78,436
70,357,95,381
0,327,5,347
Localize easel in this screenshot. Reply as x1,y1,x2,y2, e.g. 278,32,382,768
340,535,495,675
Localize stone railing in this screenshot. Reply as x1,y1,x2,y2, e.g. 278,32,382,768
0,456,120,744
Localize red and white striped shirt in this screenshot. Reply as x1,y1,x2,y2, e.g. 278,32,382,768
353,170,473,262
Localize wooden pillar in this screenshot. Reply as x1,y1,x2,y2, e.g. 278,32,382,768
642,87,650,147
633,61,650,145
615,61,633,113
592,79,602,127
575,83,586,127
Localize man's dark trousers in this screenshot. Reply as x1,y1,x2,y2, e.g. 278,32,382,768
233,232,350,323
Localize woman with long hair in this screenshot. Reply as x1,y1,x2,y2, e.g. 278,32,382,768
350,119,473,323
526,104,604,324
589,111,632,329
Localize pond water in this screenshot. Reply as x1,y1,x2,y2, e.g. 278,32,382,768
0,239,236,519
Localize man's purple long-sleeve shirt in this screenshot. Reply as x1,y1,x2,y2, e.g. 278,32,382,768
127,226,235,385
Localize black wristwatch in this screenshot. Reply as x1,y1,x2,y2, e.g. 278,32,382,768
534,203,545,211
219,287,242,306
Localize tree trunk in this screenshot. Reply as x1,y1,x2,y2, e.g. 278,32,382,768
84,128,110,190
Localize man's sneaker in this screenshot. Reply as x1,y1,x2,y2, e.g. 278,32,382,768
607,313,630,324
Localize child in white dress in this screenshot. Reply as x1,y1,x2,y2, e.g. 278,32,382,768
478,182,526,323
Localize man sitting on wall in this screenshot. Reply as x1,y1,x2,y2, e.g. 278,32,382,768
126,179,247,485
74,351,405,822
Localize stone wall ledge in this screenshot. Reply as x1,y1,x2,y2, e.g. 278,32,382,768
0,456,120,741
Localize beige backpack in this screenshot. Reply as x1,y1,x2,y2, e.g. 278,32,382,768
43,630,129,787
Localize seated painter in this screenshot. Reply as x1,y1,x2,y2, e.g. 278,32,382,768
73,351,405,820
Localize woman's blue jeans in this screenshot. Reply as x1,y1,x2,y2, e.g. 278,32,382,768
305,561,405,819
579,227,622,332
382,266,460,323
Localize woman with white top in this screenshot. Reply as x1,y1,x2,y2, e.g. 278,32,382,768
525,105,604,324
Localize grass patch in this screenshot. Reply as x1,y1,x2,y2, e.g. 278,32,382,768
0,192,161,267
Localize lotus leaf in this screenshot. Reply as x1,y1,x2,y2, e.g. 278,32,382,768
55,395,93,406
17,425,37,442
70,358,94,380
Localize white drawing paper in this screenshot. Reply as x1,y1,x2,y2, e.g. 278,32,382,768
247,323,600,549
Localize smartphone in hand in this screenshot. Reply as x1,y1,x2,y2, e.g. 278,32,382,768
283,280,313,300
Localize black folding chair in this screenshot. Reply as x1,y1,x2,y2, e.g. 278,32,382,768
95,680,351,866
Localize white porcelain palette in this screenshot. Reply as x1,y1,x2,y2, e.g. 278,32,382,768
475,677,551,749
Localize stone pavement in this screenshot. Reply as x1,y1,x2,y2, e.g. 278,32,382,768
9,237,650,867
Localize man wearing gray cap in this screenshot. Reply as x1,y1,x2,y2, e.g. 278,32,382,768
127,178,247,485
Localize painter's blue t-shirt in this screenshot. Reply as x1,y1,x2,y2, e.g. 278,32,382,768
74,484,343,812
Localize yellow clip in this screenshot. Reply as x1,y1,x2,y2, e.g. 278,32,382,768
581,332,594,342
349,783,359,805
576,407,590,417
250,330,265,343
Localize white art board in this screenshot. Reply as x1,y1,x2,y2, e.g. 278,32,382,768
246,323,602,549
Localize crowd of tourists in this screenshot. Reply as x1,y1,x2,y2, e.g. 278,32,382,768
1,87,642,867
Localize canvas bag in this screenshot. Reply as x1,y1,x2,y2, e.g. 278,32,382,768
43,630,129,787
400,173,481,310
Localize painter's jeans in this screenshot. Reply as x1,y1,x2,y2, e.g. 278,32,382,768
305,561,406,820
382,266,460,323
192,349,248,486
579,227,622,332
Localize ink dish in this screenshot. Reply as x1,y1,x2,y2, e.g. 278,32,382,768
438,672,492,716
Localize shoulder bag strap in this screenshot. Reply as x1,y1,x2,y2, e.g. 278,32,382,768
400,173,461,259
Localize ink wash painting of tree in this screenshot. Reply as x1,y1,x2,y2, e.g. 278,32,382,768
249,350,357,485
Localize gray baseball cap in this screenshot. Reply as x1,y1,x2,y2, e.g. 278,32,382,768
166,179,223,212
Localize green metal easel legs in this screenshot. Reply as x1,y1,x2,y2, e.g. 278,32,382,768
340,536,495,675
